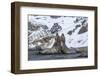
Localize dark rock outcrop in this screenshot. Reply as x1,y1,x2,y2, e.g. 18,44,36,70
67,31,73,35
78,26,87,34
50,23,62,34
50,16,61,19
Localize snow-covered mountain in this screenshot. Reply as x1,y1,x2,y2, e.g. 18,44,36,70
28,15,88,49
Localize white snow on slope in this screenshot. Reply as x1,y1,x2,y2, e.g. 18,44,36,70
28,15,88,48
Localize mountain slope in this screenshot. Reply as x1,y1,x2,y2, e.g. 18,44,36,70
28,15,88,49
